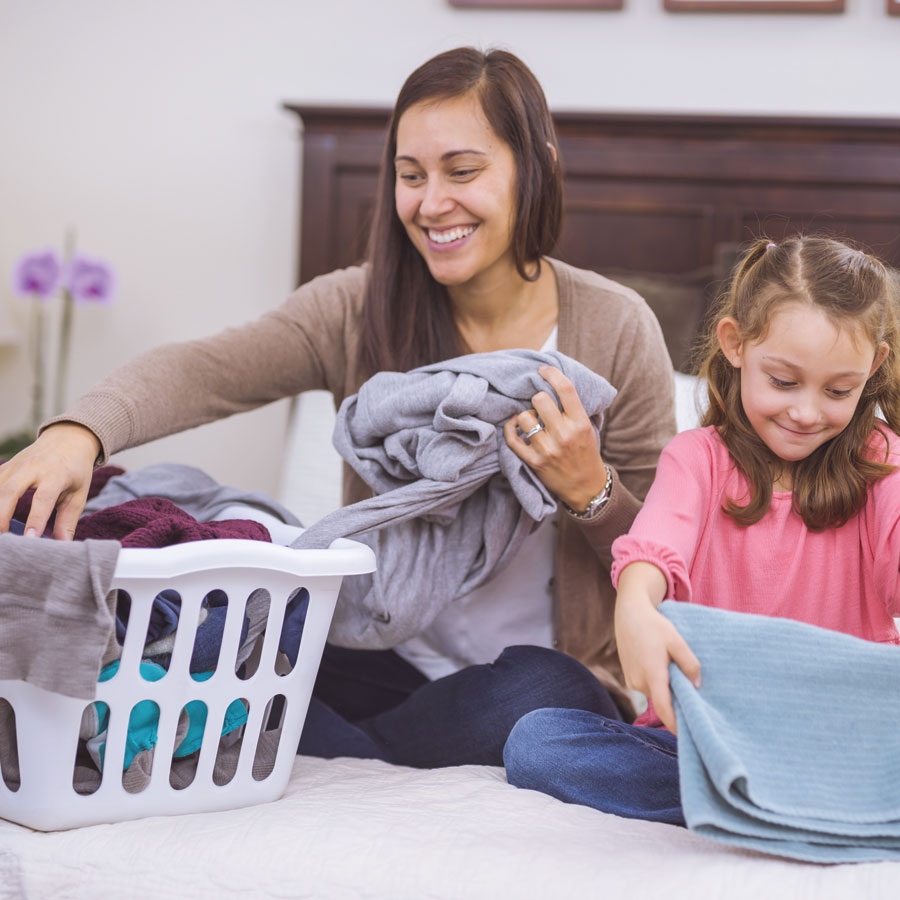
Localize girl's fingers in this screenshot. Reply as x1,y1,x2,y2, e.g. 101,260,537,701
670,634,702,690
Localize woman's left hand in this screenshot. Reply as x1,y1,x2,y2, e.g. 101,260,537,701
503,365,608,513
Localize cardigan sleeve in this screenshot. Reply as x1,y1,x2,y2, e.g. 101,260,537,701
563,274,677,564
610,429,715,603
41,266,367,464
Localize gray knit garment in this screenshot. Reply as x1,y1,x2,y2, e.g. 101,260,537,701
292,349,617,649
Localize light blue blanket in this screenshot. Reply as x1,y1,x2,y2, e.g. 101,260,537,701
662,600,900,863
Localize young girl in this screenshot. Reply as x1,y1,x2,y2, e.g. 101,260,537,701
504,235,900,824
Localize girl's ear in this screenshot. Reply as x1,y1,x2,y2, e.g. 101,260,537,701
716,317,744,367
869,342,890,378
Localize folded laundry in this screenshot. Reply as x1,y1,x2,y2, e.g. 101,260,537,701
83,461,302,527
86,660,249,771
292,349,616,649
75,497,272,546
664,601,900,863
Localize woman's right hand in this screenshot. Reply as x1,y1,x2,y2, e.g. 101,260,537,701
614,562,701,734
0,423,101,540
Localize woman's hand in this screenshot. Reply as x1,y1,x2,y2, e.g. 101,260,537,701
614,562,701,734
0,423,101,540
503,365,608,512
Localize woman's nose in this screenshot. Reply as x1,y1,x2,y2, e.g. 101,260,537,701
419,178,454,218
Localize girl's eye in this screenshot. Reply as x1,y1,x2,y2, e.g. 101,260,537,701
828,388,853,399
768,376,795,389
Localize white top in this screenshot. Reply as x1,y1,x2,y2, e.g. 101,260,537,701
395,328,559,680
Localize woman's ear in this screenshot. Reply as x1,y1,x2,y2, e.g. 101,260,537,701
716,317,744,367
869,341,890,378
546,142,557,163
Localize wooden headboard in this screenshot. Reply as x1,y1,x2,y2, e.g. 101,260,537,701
283,105,900,370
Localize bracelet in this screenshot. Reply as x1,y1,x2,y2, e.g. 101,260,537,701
564,466,613,519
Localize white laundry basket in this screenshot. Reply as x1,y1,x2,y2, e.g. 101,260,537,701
0,536,375,831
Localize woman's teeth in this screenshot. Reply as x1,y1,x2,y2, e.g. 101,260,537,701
429,226,475,244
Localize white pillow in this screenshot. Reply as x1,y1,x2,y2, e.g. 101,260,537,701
674,371,707,433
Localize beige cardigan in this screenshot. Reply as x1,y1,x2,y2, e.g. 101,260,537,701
53,258,676,715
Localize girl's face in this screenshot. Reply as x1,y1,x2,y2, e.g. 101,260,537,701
394,92,519,291
718,302,888,467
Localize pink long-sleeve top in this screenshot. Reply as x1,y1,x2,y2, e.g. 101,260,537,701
611,425,900,646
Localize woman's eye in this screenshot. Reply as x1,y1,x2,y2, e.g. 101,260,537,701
398,172,423,184
452,168,478,179
768,376,795,389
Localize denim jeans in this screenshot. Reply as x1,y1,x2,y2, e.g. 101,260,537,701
503,707,685,825
298,644,623,769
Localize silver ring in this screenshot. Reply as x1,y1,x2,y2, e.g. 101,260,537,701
523,423,544,440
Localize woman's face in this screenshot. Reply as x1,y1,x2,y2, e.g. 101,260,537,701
394,92,519,291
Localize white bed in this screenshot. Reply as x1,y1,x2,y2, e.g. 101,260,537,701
0,756,897,900
1,375,897,898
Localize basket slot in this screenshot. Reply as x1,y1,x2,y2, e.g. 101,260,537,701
251,694,287,782
0,698,20,793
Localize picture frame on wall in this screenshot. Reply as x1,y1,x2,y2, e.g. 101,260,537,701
448,1,623,9
888,0,900,15
664,0,844,11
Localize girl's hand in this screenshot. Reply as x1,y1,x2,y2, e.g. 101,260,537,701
614,562,701,734
503,365,608,512
0,423,101,540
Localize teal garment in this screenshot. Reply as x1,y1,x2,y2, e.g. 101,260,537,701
93,660,248,770
663,601,900,863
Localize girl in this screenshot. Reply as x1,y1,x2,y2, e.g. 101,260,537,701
504,235,900,823
0,48,674,766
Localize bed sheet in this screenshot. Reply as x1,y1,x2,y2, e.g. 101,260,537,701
0,756,896,900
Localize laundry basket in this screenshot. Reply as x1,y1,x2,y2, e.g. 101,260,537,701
0,536,375,831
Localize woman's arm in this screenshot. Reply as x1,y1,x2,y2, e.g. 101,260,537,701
0,266,367,537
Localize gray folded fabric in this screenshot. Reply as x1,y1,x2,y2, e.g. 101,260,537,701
84,462,302,526
293,350,616,649
0,533,120,700
663,600,900,863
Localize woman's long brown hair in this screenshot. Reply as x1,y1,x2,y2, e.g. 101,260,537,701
357,47,563,380
697,236,900,530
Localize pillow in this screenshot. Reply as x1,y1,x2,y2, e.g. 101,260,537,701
606,269,711,373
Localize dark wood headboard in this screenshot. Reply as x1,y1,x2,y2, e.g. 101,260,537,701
283,105,900,369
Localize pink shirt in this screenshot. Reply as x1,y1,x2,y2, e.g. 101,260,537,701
612,426,900,646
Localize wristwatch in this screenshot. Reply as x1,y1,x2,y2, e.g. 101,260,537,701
565,466,613,519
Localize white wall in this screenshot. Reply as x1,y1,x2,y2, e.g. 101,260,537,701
1,0,897,503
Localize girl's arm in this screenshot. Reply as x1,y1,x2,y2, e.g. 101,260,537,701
614,561,700,734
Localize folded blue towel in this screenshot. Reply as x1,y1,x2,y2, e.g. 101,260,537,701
661,600,900,863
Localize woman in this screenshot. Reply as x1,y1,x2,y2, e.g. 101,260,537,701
0,47,675,766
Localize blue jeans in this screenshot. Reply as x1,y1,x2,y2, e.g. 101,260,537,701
503,708,685,825
298,644,623,769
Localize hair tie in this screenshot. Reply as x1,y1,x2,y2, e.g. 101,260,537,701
766,242,776,251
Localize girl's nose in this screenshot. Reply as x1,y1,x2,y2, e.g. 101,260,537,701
787,397,820,427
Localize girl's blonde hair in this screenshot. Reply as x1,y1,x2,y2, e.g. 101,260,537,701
697,235,900,530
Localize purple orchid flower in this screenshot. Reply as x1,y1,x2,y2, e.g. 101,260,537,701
63,254,116,305
12,249,63,299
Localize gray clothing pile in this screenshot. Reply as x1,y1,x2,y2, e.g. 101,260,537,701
0,533,120,700
292,349,617,649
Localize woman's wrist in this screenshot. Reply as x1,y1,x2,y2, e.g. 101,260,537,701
562,464,612,518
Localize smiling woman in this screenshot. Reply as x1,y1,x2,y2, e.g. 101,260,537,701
0,47,676,770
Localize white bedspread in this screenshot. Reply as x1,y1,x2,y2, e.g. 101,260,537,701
0,757,896,900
